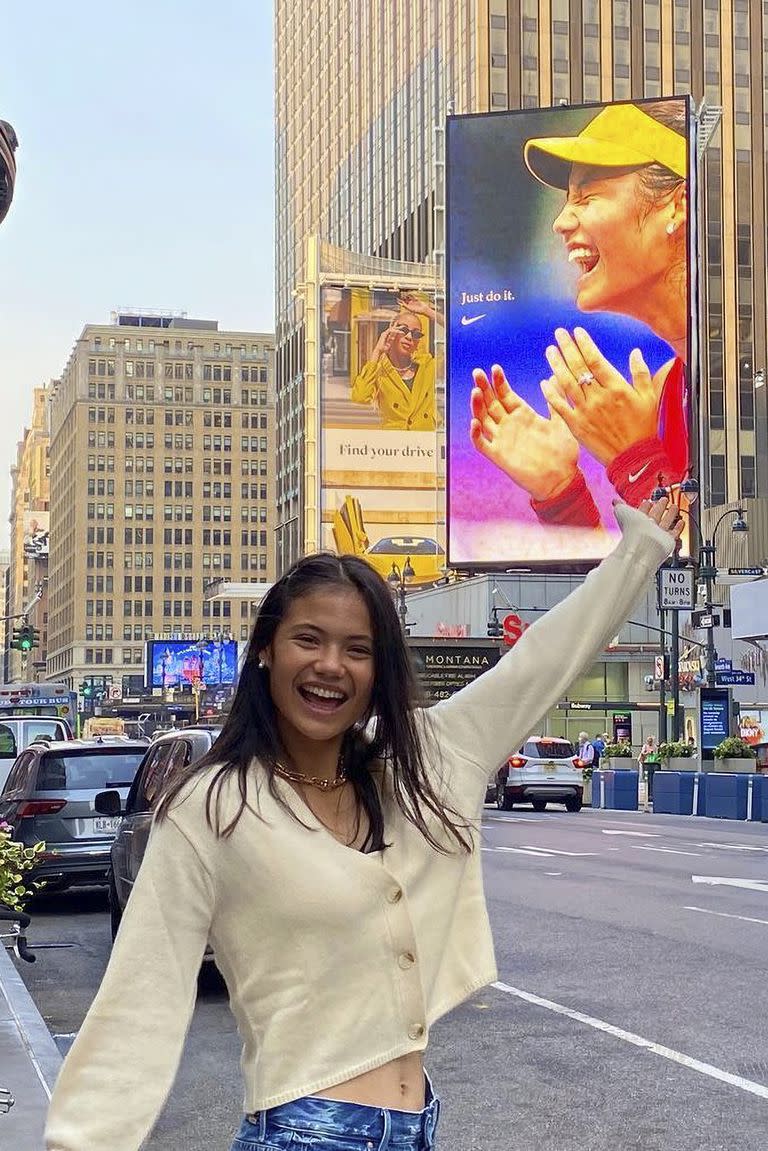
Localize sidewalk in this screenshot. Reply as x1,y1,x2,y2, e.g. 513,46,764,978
0,942,61,1150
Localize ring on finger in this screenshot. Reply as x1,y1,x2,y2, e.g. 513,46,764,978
578,371,595,386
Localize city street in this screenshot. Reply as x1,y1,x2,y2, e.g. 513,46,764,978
18,807,768,1151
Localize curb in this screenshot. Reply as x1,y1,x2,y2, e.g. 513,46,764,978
0,942,62,1148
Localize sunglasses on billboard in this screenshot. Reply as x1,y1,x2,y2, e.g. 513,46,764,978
393,324,424,340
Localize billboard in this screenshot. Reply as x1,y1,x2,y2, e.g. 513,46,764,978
319,284,444,586
145,639,238,689
23,511,49,558
447,98,696,566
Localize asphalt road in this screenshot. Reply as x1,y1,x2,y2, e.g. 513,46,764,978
18,806,768,1150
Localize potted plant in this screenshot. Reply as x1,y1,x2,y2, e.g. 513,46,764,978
0,820,45,913
602,741,633,769
711,736,758,773
658,740,698,772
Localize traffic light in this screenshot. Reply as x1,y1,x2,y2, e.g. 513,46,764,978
17,624,35,652
80,681,93,699
487,609,503,639
9,623,36,652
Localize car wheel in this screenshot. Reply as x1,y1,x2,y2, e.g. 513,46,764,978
531,799,547,812
565,797,582,813
496,784,514,812
108,871,122,942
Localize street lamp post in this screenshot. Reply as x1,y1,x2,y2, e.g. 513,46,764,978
652,474,748,715
387,558,415,632
699,508,749,687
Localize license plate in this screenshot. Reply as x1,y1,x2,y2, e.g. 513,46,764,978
93,816,121,834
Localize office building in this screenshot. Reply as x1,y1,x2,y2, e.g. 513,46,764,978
46,313,276,689
6,386,50,683
275,0,768,568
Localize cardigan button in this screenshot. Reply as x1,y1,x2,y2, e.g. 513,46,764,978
408,1023,425,1040
398,951,416,969
388,887,403,904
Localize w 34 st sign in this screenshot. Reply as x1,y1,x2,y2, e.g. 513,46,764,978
658,567,694,610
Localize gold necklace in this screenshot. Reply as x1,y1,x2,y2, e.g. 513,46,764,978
274,754,347,791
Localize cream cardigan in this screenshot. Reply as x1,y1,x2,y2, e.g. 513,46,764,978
46,504,673,1151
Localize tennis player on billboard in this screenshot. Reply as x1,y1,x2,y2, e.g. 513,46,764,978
448,98,694,564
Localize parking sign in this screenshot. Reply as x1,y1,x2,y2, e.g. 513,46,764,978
658,567,694,610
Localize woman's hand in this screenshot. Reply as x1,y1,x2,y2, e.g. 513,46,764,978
398,293,442,324
541,327,664,468
372,324,398,360
470,364,581,501
634,494,684,543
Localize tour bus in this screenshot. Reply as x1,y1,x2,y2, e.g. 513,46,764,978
0,682,76,791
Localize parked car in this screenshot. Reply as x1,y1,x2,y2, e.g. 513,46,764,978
98,726,221,983
0,716,73,792
0,739,148,891
495,737,585,813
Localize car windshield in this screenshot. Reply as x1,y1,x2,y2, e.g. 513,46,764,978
37,750,146,791
531,740,575,759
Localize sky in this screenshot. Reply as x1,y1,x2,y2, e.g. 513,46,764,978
0,0,275,547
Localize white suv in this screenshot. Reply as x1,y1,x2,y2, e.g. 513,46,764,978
495,736,585,813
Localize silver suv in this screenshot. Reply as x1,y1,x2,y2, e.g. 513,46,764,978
0,739,148,891
495,736,585,813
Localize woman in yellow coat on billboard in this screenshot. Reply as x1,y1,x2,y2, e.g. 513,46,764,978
351,296,441,431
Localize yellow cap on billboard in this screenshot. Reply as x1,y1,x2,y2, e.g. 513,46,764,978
524,103,687,190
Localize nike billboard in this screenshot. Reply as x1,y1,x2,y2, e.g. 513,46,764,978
446,97,697,567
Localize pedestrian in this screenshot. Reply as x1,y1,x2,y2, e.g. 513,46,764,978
577,731,596,770
639,734,662,806
45,498,681,1151
591,731,608,768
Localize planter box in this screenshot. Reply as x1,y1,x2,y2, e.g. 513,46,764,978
707,758,758,773
583,778,592,806
665,756,699,773
605,757,634,770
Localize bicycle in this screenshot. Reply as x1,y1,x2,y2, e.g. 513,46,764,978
0,901,36,963
0,903,36,1115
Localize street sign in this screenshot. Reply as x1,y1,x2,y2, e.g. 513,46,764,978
715,658,732,671
691,609,720,629
658,567,695,610
727,567,765,577
716,671,756,686
653,655,667,680
108,684,122,701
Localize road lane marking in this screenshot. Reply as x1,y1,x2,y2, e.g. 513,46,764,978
684,905,768,927
632,845,702,857
485,816,547,824
544,872,563,876
602,830,661,838
691,875,768,894
697,843,768,853
492,981,768,1102
481,846,555,857
519,846,598,857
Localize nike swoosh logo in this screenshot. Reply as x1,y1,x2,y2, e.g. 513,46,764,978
461,314,486,326
628,463,650,484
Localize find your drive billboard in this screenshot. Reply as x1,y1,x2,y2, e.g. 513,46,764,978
446,97,697,567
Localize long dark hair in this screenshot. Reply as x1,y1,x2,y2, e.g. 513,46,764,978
155,553,472,854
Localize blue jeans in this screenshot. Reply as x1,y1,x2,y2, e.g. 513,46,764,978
230,1075,440,1151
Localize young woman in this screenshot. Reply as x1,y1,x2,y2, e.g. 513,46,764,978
45,497,681,1151
351,295,441,431
470,101,689,528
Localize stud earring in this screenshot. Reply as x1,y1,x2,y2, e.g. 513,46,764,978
666,222,676,235
258,658,267,669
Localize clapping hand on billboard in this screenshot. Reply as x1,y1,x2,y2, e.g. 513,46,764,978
469,363,587,512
